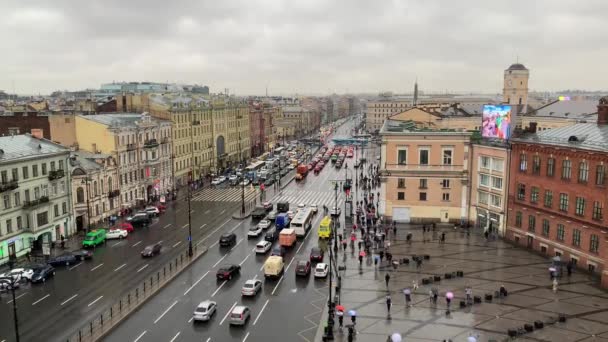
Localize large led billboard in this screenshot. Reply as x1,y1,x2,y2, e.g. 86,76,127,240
481,104,512,140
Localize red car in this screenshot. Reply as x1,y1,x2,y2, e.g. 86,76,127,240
156,204,167,213
295,260,311,276
115,222,134,232
310,247,324,262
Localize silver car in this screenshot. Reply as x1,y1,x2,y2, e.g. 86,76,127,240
193,300,217,322
229,305,251,325
241,279,262,297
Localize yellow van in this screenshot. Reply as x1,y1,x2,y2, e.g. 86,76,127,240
264,256,284,278
318,216,332,239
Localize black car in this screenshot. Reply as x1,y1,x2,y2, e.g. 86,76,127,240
280,168,289,176
47,253,77,267
72,249,93,261
141,242,162,257
0,277,20,290
271,246,286,257
252,179,260,186
265,228,279,242
264,178,275,186
251,207,267,220
216,264,241,280
130,214,151,227
310,247,324,262
219,233,237,247
295,260,311,277
31,265,55,283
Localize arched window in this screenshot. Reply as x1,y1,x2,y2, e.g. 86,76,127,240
108,177,113,192
93,181,98,197
76,187,84,203
100,179,104,194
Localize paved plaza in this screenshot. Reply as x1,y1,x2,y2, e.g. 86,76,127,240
316,226,608,342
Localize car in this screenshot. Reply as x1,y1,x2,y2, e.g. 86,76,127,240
309,204,318,213
255,240,272,254
193,300,217,322
229,305,251,326
229,174,239,182
258,219,271,230
266,210,278,221
280,168,289,176
141,242,162,257
240,179,250,186
330,207,341,217
287,164,296,170
0,268,33,282
144,206,160,217
264,178,275,186
251,206,267,220
295,260,311,276
72,249,93,261
287,210,295,219
271,246,286,257
48,253,77,267
106,228,128,240
211,178,222,185
219,233,237,247
129,214,151,227
314,263,329,278
248,225,263,238
114,222,134,232
265,227,279,242
30,265,55,283
263,201,273,211
297,203,306,209
137,210,154,218
216,264,241,280
310,247,324,262
252,179,260,186
82,229,106,248
0,277,20,290
241,279,262,296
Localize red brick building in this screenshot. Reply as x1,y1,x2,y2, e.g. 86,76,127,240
249,101,265,157
0,106,51,139
507,97,608,288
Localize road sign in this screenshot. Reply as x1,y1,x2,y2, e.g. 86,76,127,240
275,175,280,181
42,244,51,256
187,236,192,241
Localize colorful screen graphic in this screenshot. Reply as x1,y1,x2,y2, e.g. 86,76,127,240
481,105,512,140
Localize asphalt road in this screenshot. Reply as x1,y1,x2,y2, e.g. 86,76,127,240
102,119,360,342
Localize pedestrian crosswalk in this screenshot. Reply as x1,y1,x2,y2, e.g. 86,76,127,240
273,189,344,208
191,187,259,203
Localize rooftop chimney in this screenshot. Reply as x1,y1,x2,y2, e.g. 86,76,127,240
598,97,608,125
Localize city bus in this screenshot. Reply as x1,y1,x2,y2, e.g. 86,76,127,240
318,216,332,239
245,161,266,180
291,208,314,237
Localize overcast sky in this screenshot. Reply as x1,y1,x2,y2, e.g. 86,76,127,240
1,0,606,95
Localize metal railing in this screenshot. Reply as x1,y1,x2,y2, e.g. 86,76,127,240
384,163,465,172
0,179,18,193
65,245,208,342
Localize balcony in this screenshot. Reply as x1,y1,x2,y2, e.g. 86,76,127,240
126,143,137,151
108,189,121,198
23,196,49,209
144,139,159,149
48,169,65,181
143,156,160,166
0,179,18,193
161,137,169,144
384,163,465,174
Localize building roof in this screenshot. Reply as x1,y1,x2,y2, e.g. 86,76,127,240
514,123,608,152
79,113,169,128
0,134,70,162
507,63,528,71
526,99,598,120
381,119,472,136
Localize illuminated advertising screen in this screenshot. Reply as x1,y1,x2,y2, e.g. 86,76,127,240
481,105,512,140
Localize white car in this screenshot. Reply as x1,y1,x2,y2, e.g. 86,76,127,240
229,174,238,182
144,206,160,216
297,203,306,209
193,300,217,322
258,219,271,230
229,305,251,326
309,204,318,213
241,279,262,296
248,225,263,238
255,241,272,254
106,229,128,239
211,178,222,185
330,207,341,217
314,263,329,278
0,268,33,282
287,211,295,219
287,164,296,170
240,179,250,186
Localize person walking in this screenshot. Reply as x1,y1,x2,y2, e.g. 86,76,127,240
404,288,412,307
429,289,434,304
386,295,392,315
440,232,446,244
385,273,390,288
358,253,363,266
566,260,573,276
337,310,344,328
465,286,473,305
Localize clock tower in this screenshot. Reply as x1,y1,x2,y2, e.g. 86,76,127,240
503,63,529,106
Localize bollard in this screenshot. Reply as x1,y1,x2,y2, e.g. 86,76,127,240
100,313,103,325
143,282,146,293
79,330,82,342
90,322,93,335
150,276,153,287
136,288,138,298
157,272,160,282
110,306,113,318
164,266,166,276
170,263,172,272
120,299,122,311
128,294,131,304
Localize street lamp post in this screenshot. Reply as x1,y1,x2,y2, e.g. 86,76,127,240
1,273,22,342
81,178,92,234
187,181,193,257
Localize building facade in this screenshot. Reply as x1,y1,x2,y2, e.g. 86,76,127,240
379,120,471,224
0,106,51,139
249,102,265,158
503,63,529,106
0,134,73,265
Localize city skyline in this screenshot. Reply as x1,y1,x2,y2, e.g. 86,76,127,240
1,0,607,95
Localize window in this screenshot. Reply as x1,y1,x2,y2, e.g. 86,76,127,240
16,216,22,230
578,162,589,183
559,193,569,212
397,150,407,165
419,179,427,189
547,158,555,177
3,195,10,209
6,219,12,234
397,178,405,188
397,192,405,200
76,187,84,203
479,174,490,187
491,158,504,172
480,156,490,169
11,168,18,181
22,166,29,179
441,179,450,188
491,176,502,190
556,224,565,241
419,192,427,201
544,190,553,208
52,183,57,196
542,219,550,236
596,165,605,185
50,161,56,171
532,156,541,174
62,202,67,214
37,211,49,227
528,215,536,232
490,194,501,207
31,165,38,178
477,192,488,205
517,183,526,200
442,193,450,201
515,211,522,227
54,204,59,217
419,149,429,165
519,154,527,172
590,234,599,254
42,184,48,197
442,149,452,165
530,187,539,203
14,192,20,206
41,163,47,175
24,189,30,202
574,197,586,216
59,160,64,170
0,170,6,183
592,201,603,220
572,229,581,247
561,160,572,179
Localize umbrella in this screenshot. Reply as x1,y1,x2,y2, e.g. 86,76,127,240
391,333,402,342
336,305,345,312
348,310,357,316
446,291,454,299
467,336,477,342
359,251,366,257
403,288,411,295
549,267,556,272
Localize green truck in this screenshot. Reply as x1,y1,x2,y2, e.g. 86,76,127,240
82,229,106,248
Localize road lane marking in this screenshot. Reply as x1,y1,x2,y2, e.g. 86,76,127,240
154,300,178,324
259,264,265,272
242,332,250,342
133,330,147,342
90,263,104,272
229,224,241,233
137,264,149,273
163,224,172,229
7,292,28,303
32,294,50,306
208,241,219,248
239,254,250,266
205,210,210,214
200,219,231,242
220,209,225,214
233,238,244,248
69,262,83,271
205,338,210,342
112,241,125,248
190,209,195,213
60,294,78,306
187,316,194,323
271,276,284,295
173,241,182,248
211,280,227,297
184,271,209,296
253,299,269,325
285,257,296,271
169,331,181,342
181,224,188,229
219,302,238,325
87,296,103,307
114,263,127,272
132,241,142,247
212,254,227,268
199,224,207,229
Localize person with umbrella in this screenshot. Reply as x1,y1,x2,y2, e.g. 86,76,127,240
386,294,392,316
446,291,454,314
403,288,412,307
336,305,345,328
349,310,357,325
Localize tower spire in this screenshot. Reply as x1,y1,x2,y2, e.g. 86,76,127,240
413,77,419,107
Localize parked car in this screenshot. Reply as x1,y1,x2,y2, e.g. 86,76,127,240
115,222,134,232
287,210,295,219
144,206,160,217
47,253,77,267
0,277,20,290
257,219,271,230
264,178,275,186
0,268,33,282
30,265,55,283
229,305,251,326
141,242,162,257
241,279,262,296
72,249,93,261
82,229,106,248
240,178,250,186
247,225,263,238
264,227,279,242
255,240,272,254
314,263,329,278
106,229,128,240
266,210,278,221
310,247,324,262
330,207,341,217
219,233,237,247
251,206,267,220
263,201,273,211
216,264,241,281
130,214,151,227
193,300,217,322
309,204,318,213
271,246,286,257
295,260,311,277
